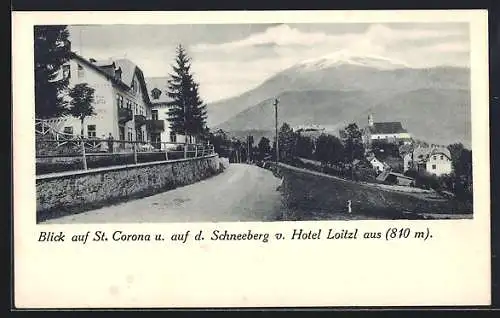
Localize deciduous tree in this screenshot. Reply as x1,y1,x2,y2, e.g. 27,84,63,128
340,123,365,163
68,83,96,137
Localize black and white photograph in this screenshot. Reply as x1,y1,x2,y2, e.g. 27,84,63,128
33,20,475,224
14,10,491,309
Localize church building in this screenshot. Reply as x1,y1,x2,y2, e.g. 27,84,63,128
363,114,412,146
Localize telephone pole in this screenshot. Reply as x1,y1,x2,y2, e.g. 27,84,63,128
247,135,250,164
274,98,279,164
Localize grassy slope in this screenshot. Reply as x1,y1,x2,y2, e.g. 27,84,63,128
276,163,473,220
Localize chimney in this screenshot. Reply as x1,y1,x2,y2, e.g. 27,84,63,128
368,114,374,127
89,58,96,63
115,67,122,80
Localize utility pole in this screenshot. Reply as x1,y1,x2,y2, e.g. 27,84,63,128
274,98,279,164
247,135,250,164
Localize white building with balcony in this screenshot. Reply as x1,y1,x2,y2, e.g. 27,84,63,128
144,77,191,148
41,51,165,148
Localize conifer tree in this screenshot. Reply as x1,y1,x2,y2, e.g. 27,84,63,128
166,45,208,143
34,25,71,118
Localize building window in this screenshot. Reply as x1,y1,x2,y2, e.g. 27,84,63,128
432,164,436,170
170,133,177,143
119,126,125,141
151,88,161,100
440,155,444,160
131,79,138,95
63,64,71,79
63,126,73,135
152,110,158,120
136,129,143,142
87,125,96,138
116,94,124,108
433,155,437,160
127,127,133,141
77,64,84,78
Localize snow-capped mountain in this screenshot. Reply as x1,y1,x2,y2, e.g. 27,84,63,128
207,51,470,147
208,53,468,126
296,51,410,71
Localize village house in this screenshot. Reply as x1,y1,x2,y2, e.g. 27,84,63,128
403,145,453,176
363,114,412,146
366,153,389,173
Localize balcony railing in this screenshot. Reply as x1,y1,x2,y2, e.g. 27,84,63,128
118,108,133,123
134,114,146,127
36,137,216,175
146,119,165,132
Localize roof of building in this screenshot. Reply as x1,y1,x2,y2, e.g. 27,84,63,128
411,146,451,162
429,147,451,158
376,170,414,182
368,122,407,134
388,172,415,180
376,170,391,181
113,59,138,89
92,60,115,68
144,77,172,104
70,52,151,105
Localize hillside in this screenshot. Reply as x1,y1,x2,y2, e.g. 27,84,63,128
216,90,388,131
216,88,471,148
351,88,471,148
207,61,469,127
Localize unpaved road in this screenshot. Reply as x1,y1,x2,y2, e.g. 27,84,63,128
42,164,284,223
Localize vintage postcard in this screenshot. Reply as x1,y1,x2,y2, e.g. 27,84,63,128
13,10,490,308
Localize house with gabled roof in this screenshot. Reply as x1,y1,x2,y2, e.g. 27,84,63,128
403,145,453,176
366,153,390,173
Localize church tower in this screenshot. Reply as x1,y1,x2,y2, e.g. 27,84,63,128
368,114,374,127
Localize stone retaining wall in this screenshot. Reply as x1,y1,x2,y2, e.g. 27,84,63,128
36,155,222,222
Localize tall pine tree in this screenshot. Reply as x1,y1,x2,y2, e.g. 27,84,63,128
34,25,71,118
166,45,208,143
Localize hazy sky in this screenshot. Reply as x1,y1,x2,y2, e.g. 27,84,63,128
68,23,470,103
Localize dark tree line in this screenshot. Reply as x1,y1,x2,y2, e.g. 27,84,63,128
274,122,364,167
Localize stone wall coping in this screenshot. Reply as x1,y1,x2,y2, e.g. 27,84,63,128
36,154,218,181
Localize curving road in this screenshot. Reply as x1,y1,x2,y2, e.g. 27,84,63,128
43,164,285,224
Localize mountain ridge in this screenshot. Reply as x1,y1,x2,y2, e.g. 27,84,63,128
207,63,469,127
215,87,471,149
